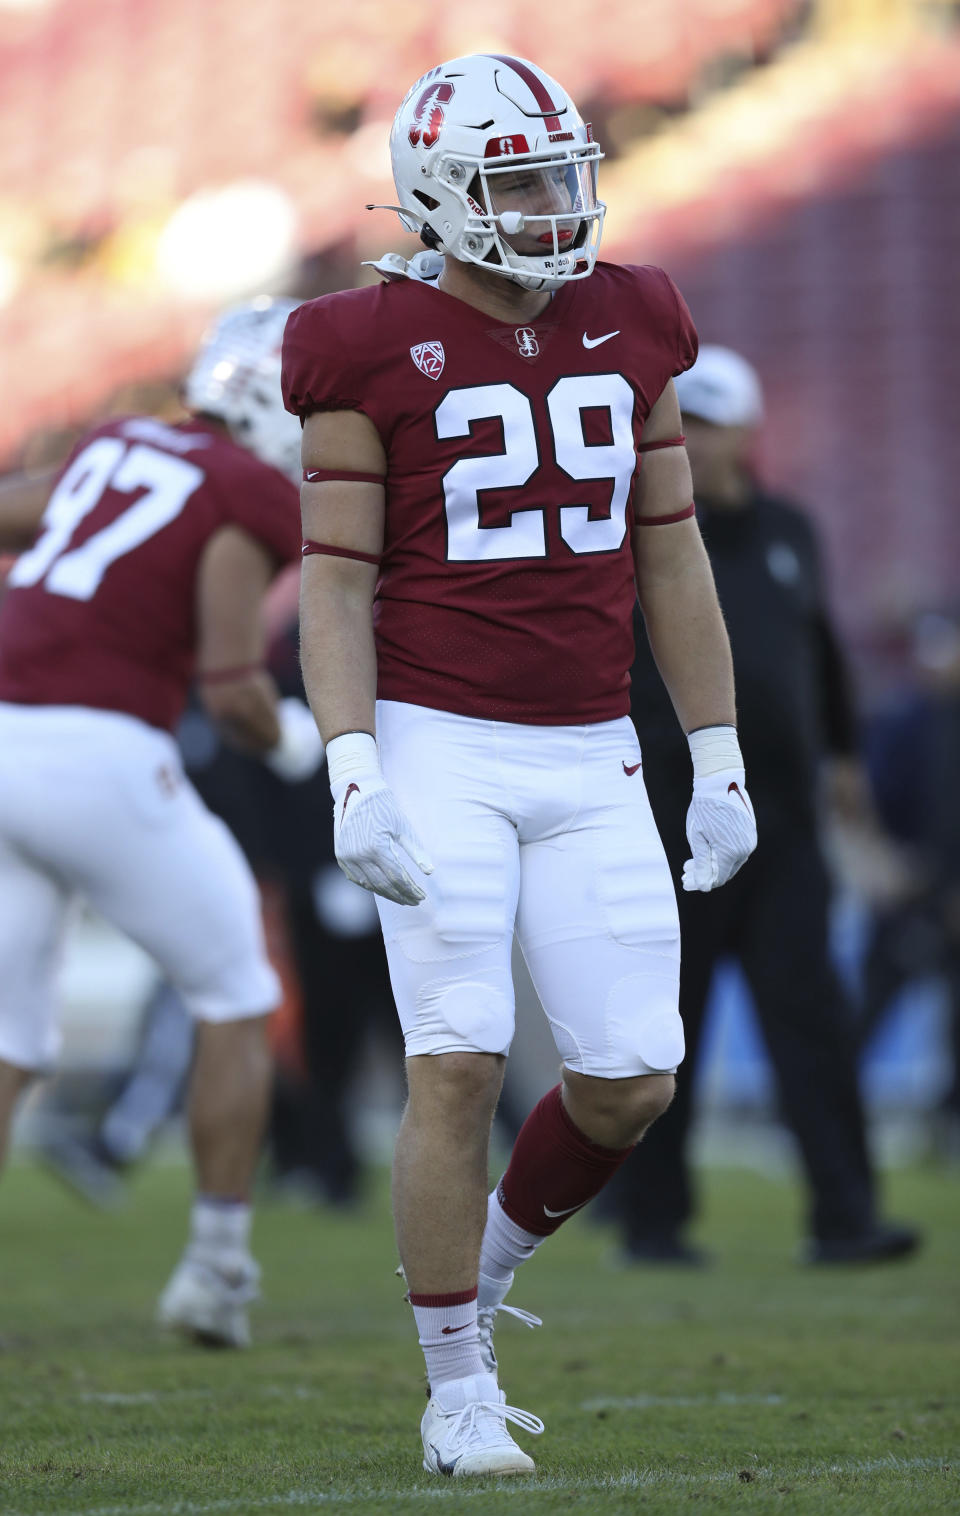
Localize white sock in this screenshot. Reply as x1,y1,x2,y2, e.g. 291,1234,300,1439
478,1188,545,1307
409,1292,486,1388
189,1197,252,1259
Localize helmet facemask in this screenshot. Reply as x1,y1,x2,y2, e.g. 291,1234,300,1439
435,148,604,291
390,54,606,293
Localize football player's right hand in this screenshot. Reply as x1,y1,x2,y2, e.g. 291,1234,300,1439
326,732,433,907
264,697,326,783
333,777,433,905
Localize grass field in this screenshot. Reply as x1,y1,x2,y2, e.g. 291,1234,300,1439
1,1154,958,1515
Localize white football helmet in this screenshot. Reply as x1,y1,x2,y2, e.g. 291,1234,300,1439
389,54,605,292
183,296,303,482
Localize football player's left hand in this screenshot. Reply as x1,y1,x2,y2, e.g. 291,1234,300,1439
682,770,757,892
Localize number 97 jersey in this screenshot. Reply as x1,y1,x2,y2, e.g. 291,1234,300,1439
0,417,301,731
282,260,697,725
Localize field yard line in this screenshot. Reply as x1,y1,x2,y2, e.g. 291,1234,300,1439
581,1393,786,1409
9,1456,952,1516
78,1393,213,1405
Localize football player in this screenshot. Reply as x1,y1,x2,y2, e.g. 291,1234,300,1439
283,54,758,1475
0,297,323,1347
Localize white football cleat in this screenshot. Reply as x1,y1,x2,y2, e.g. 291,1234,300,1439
421,1372,543,1478
156,1251,260,1348
477,1301,543,1375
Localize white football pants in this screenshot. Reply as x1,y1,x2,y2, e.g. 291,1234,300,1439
0,703,279,1071
374,700,683,1079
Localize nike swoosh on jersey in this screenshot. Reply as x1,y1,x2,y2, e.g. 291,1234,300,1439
543,1201,587,1218
623,761,641,776
582,330,620,348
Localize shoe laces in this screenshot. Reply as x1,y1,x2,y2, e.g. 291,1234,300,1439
212,1269,260,1306
440,1396,544,1447
477,1302,541,1372
188,1253,260,1305
477,1303,543,1333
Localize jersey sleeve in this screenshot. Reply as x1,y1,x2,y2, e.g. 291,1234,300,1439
656,267,699,378
217,452,302,566
619,264,699,398
282,295,366,419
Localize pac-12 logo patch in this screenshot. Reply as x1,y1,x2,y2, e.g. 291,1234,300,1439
410,341,445,380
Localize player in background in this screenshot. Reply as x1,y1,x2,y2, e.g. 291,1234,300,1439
283,54,757,1477
0,297,324,1347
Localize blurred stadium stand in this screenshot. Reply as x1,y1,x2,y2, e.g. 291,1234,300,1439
2,2,958,666
0,0,807,462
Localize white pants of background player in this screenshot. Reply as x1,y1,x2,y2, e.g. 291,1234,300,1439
0,703,279,1072
374,700,684,1078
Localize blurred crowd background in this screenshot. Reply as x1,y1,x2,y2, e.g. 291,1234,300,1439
2,0,959,1197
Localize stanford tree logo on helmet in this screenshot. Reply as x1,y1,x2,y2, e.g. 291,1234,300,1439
382,53,606,294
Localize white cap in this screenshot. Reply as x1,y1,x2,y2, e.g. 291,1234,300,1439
674,345,764,428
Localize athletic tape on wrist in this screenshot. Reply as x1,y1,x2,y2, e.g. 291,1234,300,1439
687,724,743,778
326,730,380,787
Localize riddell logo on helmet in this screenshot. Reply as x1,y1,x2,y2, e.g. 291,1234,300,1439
408,82,454,149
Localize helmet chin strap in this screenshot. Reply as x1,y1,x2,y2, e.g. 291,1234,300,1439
366,201,562,291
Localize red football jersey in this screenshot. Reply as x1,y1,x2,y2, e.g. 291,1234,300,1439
283,260,697,724
0,416,300,731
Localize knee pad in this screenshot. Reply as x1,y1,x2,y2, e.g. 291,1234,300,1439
553,970,684,1078
607,973,685,1074
404,970,515,1057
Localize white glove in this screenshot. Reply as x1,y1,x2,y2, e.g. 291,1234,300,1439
326,732,434,907
682,726,758,892
264,697,326,783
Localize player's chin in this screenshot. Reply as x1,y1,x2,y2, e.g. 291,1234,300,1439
500,239,547,259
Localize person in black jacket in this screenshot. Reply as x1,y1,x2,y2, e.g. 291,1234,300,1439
608,345,920,1265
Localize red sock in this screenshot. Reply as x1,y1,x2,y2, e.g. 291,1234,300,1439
498,1084,633,1237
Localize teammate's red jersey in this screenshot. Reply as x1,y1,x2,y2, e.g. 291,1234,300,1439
0,416,300,731
283,261,697,724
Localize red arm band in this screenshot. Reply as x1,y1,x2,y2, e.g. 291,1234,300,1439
635,502,696,526
636,435,685,453
196,663,265,685
303,469,386,484
302,540,381,566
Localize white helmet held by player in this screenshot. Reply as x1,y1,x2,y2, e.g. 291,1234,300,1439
389,53,605,292
183,296,303,482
